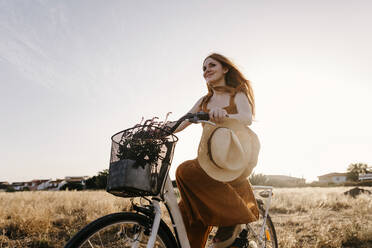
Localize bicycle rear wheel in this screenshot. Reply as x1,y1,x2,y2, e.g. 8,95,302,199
246,204,278,248
64,212,177,248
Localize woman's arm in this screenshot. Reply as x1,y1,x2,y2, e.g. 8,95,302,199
168,96,205,133
228,92,253,125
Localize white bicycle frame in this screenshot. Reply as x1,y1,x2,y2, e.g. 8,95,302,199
142,175,274,248
140,175,189,248
250,185,274,247
140,120,274,248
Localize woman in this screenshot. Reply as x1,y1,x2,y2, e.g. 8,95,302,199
173,53,260,248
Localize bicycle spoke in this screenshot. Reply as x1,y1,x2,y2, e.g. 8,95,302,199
245,209,277,248
98,231,104,247
75,221,167,248
246,224,261,243
87,240,94,248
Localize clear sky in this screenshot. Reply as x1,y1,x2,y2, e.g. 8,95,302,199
1,0,371,183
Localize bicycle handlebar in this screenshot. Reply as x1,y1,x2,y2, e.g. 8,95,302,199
168,112,210,133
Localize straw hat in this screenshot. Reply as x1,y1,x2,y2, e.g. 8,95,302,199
198,122,260,182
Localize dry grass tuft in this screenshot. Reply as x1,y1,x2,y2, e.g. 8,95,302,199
0,191,129,247
272,187,372,248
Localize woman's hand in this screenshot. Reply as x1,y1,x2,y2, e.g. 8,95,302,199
209,107,228,123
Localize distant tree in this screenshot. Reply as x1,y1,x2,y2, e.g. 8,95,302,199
347,163,369,181
85,169,109,190
96,169,108,189
85,176,98,189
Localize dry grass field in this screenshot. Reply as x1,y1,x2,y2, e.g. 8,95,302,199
0,187,371,248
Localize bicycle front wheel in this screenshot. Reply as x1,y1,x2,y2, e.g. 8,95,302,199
246,204,278,248
64,212,177,248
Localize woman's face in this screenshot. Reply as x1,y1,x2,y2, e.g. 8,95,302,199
203,57,228,85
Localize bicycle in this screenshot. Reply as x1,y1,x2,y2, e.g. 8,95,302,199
64,112,277,248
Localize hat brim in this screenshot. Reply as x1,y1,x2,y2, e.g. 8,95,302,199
197,120,261,182
198,125,245,182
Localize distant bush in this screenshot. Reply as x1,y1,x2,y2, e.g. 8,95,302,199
0,184,8,190
358,180,372,186
5,187,16,193
249,173,307,187
60,182,84,191
249,173,269,185
343,180,372,187
85,169,108,190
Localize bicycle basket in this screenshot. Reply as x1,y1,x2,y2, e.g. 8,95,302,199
107,125,178,197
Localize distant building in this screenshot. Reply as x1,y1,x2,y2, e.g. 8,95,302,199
57,176,89,190
0,181,9,186
0,181,10,190
8,179,52,191
28,179,51,190
64,176,89,183
318,173,348,184
11,182,28,191
64,176,89,186
5,176,91,192
359,173,372,181
47,179,66,191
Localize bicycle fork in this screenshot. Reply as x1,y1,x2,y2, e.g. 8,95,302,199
145,199,162,248
141,176,191,248
130,199,162,248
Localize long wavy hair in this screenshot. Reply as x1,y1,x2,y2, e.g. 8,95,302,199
203,53,256,117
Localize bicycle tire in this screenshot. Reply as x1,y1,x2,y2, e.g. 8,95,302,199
64,212,177,248
245,204,278,248
260,205,278,248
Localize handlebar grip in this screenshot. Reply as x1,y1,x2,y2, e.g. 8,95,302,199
195,112,210,121
169,111,211,132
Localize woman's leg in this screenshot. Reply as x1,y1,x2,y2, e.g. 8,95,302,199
175,159,258,247
176,160,212,248
179,201,212,247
